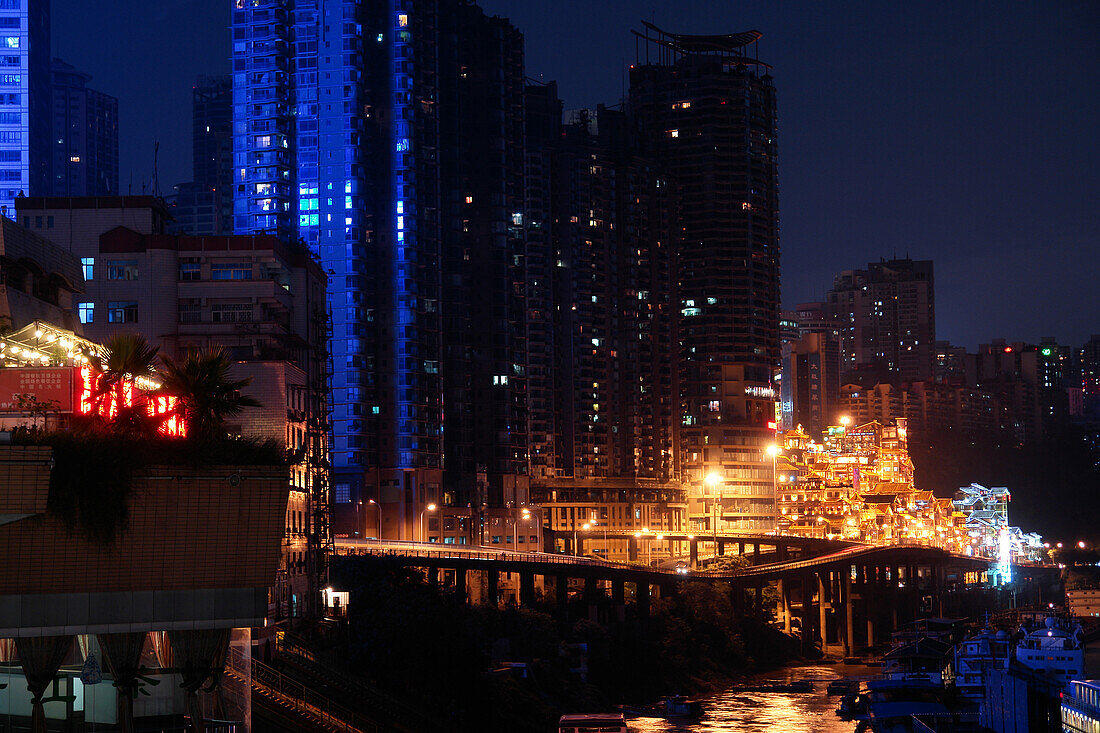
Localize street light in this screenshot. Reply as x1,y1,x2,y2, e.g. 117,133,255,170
355,500,362,537
766,444,779,536
705,472,722,546
419,503,437,543
839,415,851,427
368,499,380,539
513,507,531,548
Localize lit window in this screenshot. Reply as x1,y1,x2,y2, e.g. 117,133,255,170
398,14,408,27
78,302,93,324
106,260,139,281
210,262,253,281
107,301,138,323
80,257,93,281
669,129,679,138
69,156,80,163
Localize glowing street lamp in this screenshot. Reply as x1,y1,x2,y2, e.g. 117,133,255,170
367,498,381,539
419,502,437,543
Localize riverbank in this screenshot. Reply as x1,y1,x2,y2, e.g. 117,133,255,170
328,555,812,732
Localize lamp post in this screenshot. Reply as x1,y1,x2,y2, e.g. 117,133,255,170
705,472,722,550
513,507,531,549
589,515,607,557
368,498,380,539
577,522,591,556
766,444,779,535
355,500,362,537
419,503,437,543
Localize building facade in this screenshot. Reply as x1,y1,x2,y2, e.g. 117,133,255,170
629,23,781,534
522,97,683,559
232,0,535,541
780,331,842,439
49,58,118,197
0,0,50,213
824,258,936,383
16,195,329,626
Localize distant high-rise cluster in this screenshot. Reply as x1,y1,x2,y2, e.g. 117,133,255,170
785,255,1095,447
49,58,118,197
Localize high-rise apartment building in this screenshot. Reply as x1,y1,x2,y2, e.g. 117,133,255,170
525,97,683,558
49,58,119,197
169,75,232,235
780,331,842,439
629,24,780,534
232,0,530,539
0,0,50,213
824,258,936,383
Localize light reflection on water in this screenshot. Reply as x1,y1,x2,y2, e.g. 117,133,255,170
626,665,862,733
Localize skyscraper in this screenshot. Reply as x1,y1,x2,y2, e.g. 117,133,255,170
524,96,684,557
232,0,530,538
629,24,781,534
0,0,50,214
49,58,119,197
824,258,936,383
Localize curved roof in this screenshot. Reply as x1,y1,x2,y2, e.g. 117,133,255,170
640,21,762,52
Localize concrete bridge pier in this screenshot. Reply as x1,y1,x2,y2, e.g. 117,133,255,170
455,567,467,600
843,572,855,656
636,581,650,618
628,535,639,562
689,539,699,568
520,572,537,607
818,571,828,652
556,575,569,617
777,578,790,633
612,579,626,622
737,540,745,557
584,576,600,622
487,569,499,608
799,574,813,654
717,540,725,556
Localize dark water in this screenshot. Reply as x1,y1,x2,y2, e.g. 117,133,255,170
627,664,865,733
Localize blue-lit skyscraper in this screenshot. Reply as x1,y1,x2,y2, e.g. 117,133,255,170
232,0,530,539
0,0,50,214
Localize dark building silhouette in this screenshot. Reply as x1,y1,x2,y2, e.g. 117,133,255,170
525,94,684,555
49,59,119,197
824,258,936,383
629,23,781,533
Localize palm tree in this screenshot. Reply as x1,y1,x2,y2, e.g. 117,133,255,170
85,333,161,435
158,347,261,442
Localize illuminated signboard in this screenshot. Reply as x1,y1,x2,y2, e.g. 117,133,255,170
0,367,74,411
0,366,185,436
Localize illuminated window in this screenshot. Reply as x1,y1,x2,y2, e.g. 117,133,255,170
668,129,679,138
178,261,201,281
107,301,138,323
69,155,80,163
80,257,93,281
78,302,93,324
398,14,408,27
211,262,253,281
106,260,139,281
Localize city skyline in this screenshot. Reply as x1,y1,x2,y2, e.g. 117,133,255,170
51,0,1098,349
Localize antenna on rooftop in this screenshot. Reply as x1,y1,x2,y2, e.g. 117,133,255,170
152,141,161,198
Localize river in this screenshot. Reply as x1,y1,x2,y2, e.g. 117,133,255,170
626,664,866,733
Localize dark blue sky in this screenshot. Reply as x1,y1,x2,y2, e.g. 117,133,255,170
54,0,1099,349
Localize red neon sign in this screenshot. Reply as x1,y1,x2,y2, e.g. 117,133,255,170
76,366,186,437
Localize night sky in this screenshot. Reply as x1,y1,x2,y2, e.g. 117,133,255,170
53,0,1099,349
